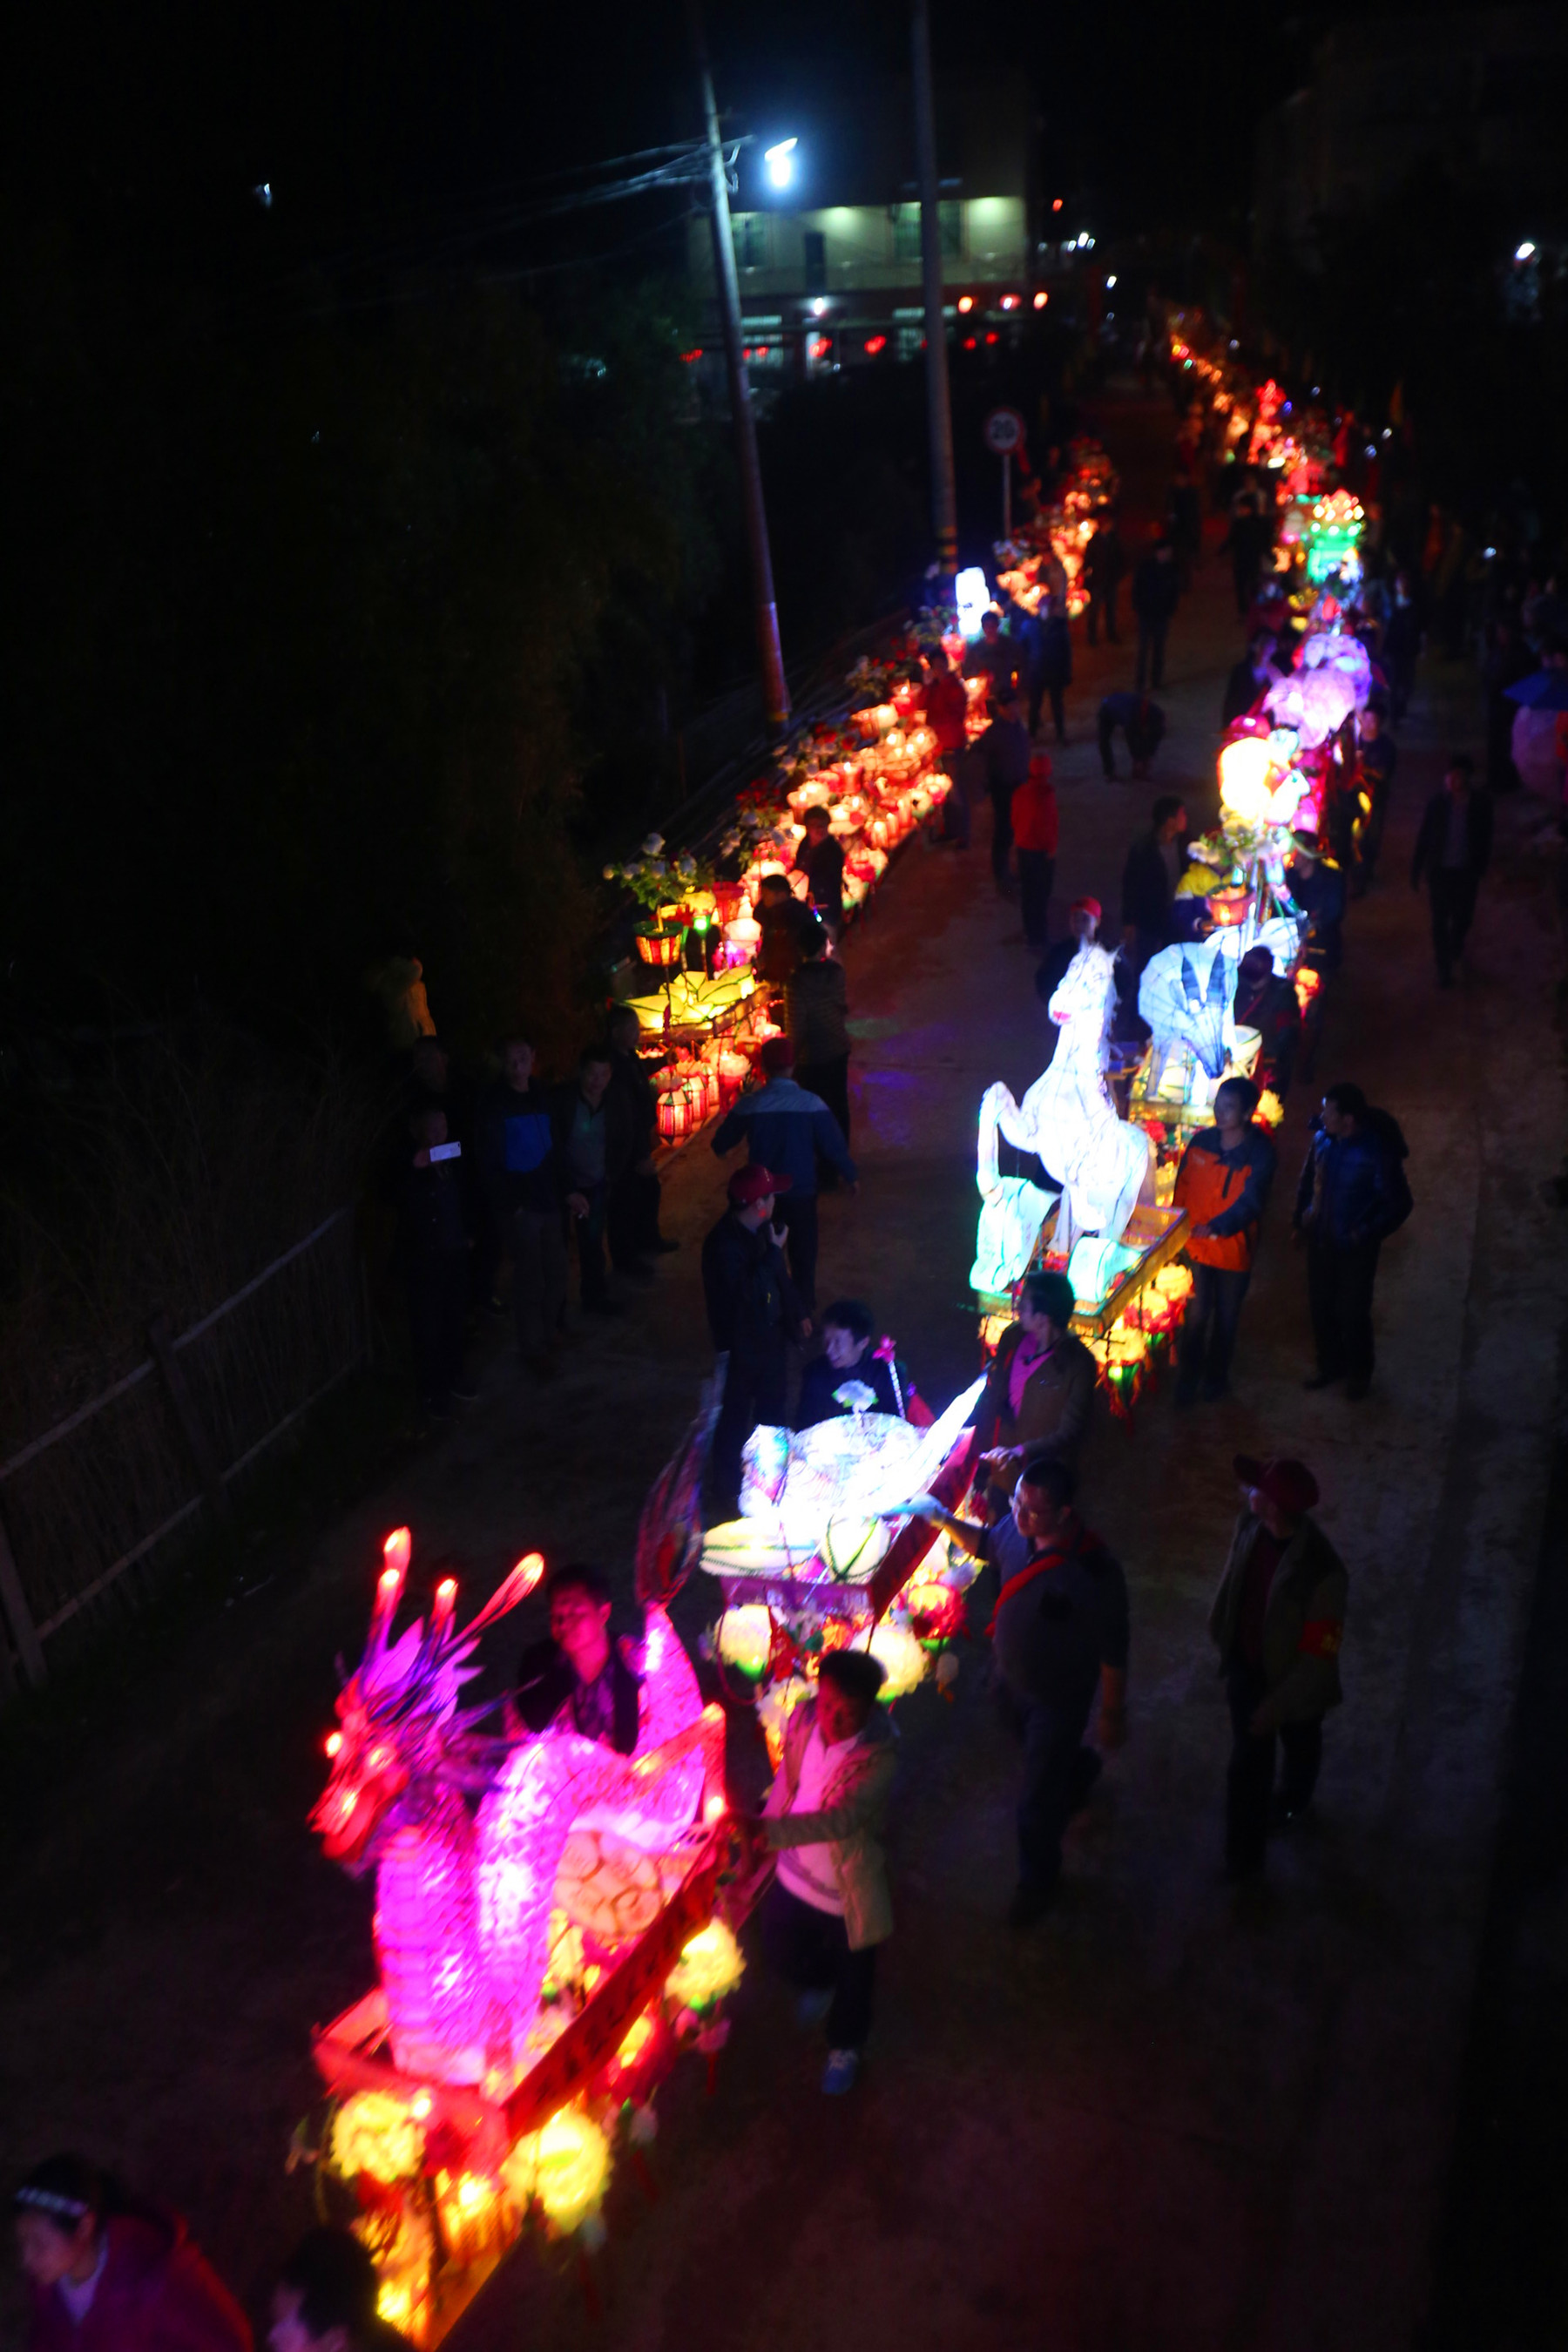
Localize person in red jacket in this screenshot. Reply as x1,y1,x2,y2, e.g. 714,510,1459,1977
1173,1076,1277,1405
14,2154,251,2352
1009,750,1060,951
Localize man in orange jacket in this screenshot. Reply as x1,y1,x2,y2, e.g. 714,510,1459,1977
1010,750,1060,951
1173,1075,1277,1404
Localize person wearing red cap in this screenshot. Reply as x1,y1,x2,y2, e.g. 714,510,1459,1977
712,1035,856,1310
1010,751,1059,952
1209,1454,1348,1878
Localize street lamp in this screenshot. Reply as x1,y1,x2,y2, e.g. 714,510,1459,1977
1515,240,1537,262
765,138,798,189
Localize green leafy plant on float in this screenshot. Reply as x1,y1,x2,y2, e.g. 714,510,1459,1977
603,835,711,925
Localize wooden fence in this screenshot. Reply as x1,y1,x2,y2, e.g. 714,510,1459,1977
0,1206,368,1697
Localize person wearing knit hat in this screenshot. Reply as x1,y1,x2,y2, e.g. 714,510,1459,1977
1208,1453,1348,1878
712,1036,856,1310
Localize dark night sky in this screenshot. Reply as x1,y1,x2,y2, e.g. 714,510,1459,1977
4,0,1391,298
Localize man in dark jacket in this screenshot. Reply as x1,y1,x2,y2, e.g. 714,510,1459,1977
605,1004,678,1271
712,1036,855,1308
1173,1077,1276,1404
1024,590,1073,743
395,1104,475,1418
918,1456,1128,1923
977,688,1033,893
793,806,847,943
1233,944,1302,1096
1220,494,1274,617
1132,537,1181,690
962,607,1023,702
1410,753,1492,986
1210,1454,1346,1877
549,1046,624,1316
1082,518,1125,645
477,1037,570,1374
755,873,822,989
515,1562,641,1754
1294,1081,1408,1399
1354,704,1397,887
1120,795,1188,970
787,926,852,1166
702,1164,809,1515
1098,689,1166,781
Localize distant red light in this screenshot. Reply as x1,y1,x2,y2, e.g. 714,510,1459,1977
1000,294,1018,311
864,334,887,355
1052,198,1064,213
956,294,974,314
984,331,998,345
1033,291,1048,310
963,335,977,350
680,348,703,363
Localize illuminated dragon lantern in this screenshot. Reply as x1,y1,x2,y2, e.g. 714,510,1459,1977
314,1530,715,2088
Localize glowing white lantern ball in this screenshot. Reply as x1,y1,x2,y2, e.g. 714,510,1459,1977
821,1514,889,1583
1218,736,1275,826
867,1621,929,1700
716,1605,772,1680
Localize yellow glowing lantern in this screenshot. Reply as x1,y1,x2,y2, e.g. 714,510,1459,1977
501,2107,611,2237
1217,735,1276,826
867,1619,929,1700
333,2090,425,2184
664,1917,745,2010
436,2171,508,2269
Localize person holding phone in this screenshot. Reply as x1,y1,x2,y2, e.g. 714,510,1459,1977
396,1103,476,1419
700,1165,810,1517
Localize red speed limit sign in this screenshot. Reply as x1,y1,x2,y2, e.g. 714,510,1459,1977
983,407,1026,455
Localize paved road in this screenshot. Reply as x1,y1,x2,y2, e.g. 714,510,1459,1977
3,394,1565,2352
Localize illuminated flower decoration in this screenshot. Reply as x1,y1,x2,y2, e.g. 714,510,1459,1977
501,2106,611,2237
332,2091,425,2185
665,1918,744,2011
716,1604,773,1680
1264,666,1355,748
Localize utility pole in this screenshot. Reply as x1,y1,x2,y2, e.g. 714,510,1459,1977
689,3,790,735
913,0,958,578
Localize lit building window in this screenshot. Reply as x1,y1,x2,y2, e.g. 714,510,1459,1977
892,202,962,263
731,214,768,270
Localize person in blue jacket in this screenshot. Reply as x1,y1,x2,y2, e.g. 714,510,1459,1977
1294,1080,1410,1400
712,1035,856,1308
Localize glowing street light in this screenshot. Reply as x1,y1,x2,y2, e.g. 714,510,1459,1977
765,138,798,189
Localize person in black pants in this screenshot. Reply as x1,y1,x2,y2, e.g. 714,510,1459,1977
1209,1455,1348,1877
754,1646,895,2097
700,1165,809,1516
1131,537,1181,690
1410,753,1492,986
1172,1078,1276,1405
605,1005,678,1268
1294,1082,1409,1400
395,1105,475,1416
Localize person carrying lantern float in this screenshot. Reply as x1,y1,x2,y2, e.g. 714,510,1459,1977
1209,1454,1346,1880
1233,945,1302,1097
1173,1077,1277,1408
923,648,973,847
701,1164,810,1517
1221,632,1281,727
748,1646,896,2097
962,606,1023,703
711,1036,856,1310
12,2153,252,2352
794,1297,932,1430
914,1456,1128,1925
514,1561,641,1754
1352,705,1398,890
1284,831,1346,973
1035,896,1101,1014
793,805,846,945
976,1268,1098,1495
270,2227,410,2350
754,873,821,989
1119,794,1188,972
605,1004,679,1271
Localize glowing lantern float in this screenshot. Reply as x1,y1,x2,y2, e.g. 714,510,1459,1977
500,2107,611,2238
1217,734,1275,826
664,1918,744,2011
